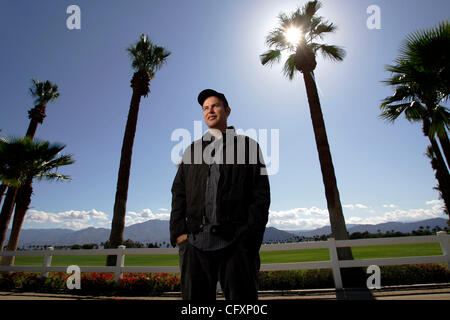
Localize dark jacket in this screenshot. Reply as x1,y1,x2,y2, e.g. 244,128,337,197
170,127,270,249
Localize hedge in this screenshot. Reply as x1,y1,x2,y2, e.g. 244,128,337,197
0,264,448,296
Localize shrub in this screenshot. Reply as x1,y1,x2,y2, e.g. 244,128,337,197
0,264,448,295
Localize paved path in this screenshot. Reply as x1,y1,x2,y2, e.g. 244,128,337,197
0,283,448,300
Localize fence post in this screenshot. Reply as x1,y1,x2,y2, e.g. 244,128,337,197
115,245,126,282
41,247,54,279
327,238,343,290
437,231,450,269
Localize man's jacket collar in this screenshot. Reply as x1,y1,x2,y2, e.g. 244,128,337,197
202,126,236,144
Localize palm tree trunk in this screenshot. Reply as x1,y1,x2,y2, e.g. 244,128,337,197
302,72,351,245
106,89,142,266
1,179,32,266
0,184,6,205
427,146,450,218
423,118,449,175
1,115,40,262
302,71,372,290
438,131,450,170
0,105,42,261
25,119,39,138
423,118,450,214
0,186,19,251
25,104,46,138
428,136,450,211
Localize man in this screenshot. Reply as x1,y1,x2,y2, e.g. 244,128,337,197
170,89,270,300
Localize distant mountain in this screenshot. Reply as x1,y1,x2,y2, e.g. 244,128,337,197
284,218,448,238
10,217,448,247
123,219,170,244
9,220,170,247
263,227,296,242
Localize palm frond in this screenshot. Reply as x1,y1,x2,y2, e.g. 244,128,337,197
315,44,345,61
0,136,74,186
261,0,344,75
379,102,411,122
282,53,296,80
380,85,415,105
260,49,282,66
29,79,59,105
429,105,450,138
303,0,321,20
36,172,71,182
310,21,337,41
127,34,171,74
403,100,427,122
265,28,290,50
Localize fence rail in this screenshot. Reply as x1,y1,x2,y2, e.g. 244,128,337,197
0,232,448,289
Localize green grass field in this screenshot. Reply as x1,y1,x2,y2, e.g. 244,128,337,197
12,242,443,267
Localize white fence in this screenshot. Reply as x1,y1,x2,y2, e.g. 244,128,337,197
0,232,448,290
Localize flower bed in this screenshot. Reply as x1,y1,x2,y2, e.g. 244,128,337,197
0,272,181,296
0,264,448,295
258,264,450,290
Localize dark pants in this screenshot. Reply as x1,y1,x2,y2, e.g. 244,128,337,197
178,238,261,300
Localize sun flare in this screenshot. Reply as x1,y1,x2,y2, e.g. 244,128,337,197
284,27,302,46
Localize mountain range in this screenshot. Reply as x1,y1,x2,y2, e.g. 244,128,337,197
8,217,448,248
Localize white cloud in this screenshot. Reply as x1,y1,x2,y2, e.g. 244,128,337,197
23,199,447,231
268,207,330,230
268,199,447,230
62,221,90,230
343,204,368,210
25,209,109,229
125,209,170,226
346,200,447,225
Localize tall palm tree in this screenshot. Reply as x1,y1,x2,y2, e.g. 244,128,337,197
1,139,73,265
106,34,170,266
0,79,60,245
380,21,450,213
260,1,352,259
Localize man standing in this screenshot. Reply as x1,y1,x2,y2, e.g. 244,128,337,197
170,89,270,300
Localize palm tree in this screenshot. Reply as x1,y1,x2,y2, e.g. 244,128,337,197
0,137,72,251
260,1,352,259
106,34,170,266
0,136,32,251
0,79,60,245
1,139,73,265
26,79,59,137
380,21,450,212
397,21,450,164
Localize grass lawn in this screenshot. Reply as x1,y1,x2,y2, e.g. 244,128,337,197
12,242,443,267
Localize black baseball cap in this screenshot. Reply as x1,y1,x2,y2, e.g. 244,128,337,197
197,89,229,108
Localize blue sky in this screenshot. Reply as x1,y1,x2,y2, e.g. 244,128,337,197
0,0,449,231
